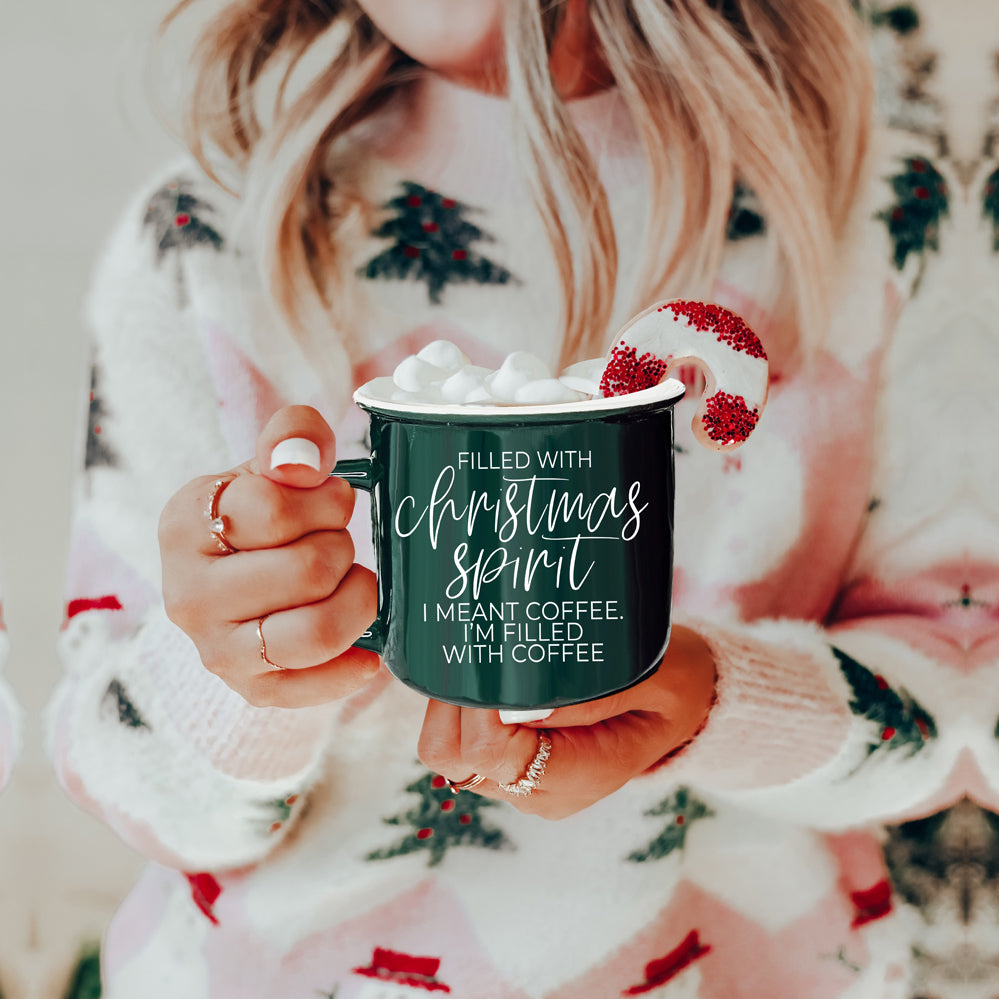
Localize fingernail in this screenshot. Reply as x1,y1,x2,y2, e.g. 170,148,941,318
499,708,553,725
270,437,321,471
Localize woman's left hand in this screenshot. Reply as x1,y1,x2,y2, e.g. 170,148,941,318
417,625,717,818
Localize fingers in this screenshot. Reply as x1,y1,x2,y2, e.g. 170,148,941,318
256,405,338,488
242,649,383,709
248,565,377,670
195,530,356,623
161,471,357,559
418,700,541,795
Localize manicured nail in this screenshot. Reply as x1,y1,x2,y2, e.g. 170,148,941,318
499,708,553,725
270,437,321,471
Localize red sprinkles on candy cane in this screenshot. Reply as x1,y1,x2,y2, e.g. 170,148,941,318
701,391,760,445
599,298,769,451
663,301,766,358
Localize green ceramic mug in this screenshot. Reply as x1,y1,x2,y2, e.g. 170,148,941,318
333,378,685,709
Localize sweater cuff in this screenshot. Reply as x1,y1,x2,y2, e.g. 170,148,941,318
667,617,852,792
136,610,333,781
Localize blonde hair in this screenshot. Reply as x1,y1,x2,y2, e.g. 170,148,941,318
161,0,873,374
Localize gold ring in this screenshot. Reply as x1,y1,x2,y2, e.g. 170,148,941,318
445,773,487,794
499,732,551,797
257,615,286,671
207,477,238,554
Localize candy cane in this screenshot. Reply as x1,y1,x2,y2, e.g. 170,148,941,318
599,300,769,451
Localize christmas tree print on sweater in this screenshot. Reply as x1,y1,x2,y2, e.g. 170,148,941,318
366,771,511,867
628,786,714,863
725,182,765,242
142,178,224,307
876,156,949,287
832,647,936,765
361,183,515,303
85,363,117,470
982,165,999,251
100,678,150,731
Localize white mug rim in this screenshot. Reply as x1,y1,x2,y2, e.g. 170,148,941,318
353,376,685,419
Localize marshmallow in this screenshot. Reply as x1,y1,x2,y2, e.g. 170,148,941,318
393,355,447,393
358,342,605,408
487,352,552,402
416,340,469,372
514,379,586,405
558,358,605,396
440,365,492,404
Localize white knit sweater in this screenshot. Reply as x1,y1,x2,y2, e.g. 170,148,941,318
47,18,998,996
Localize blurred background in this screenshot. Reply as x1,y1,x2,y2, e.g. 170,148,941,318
0,2,176,996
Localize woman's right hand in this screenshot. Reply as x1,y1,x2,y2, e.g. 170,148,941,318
159,406,381,708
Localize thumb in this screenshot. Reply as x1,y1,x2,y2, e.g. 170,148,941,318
255,405,337,488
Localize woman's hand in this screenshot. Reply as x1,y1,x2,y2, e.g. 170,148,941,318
417,626,717,818
159,406,380,708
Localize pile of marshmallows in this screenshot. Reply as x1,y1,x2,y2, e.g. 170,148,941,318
358,341,605,407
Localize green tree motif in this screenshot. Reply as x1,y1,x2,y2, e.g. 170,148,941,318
143,179,224,262
870,3,920,34
628,786,714,863
361,182,515,303
726,182,765,242
876,156,949,284
85,363,117,471
142,178,225,306
832,647,936,763
367,771,511,867
982,165,999,251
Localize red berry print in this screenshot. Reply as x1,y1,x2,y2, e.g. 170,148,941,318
874,675,889,691
431,775,447,789
407,195,422,207
914,187,929,200
881,726,896,741
422,221,439,233
440,799,455,812
451,249,467,261
459,814,472,825
675,815,685,825
416,828,434,840
403,245,420,259
174,213,190,227
701,392,760,445
441,197,457,209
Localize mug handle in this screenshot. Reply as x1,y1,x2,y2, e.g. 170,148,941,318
330,457,386,655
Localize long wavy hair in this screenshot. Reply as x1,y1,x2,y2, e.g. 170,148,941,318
159,0,873,377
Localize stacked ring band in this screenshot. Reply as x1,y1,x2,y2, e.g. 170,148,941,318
499,732,552,797
207,477,238,554
446,773,487,794
257,615,287,671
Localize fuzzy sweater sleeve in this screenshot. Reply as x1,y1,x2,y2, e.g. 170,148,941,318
655,157,982,828
46,165,349,871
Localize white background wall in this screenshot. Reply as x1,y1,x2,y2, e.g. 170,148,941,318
1,2,177,995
